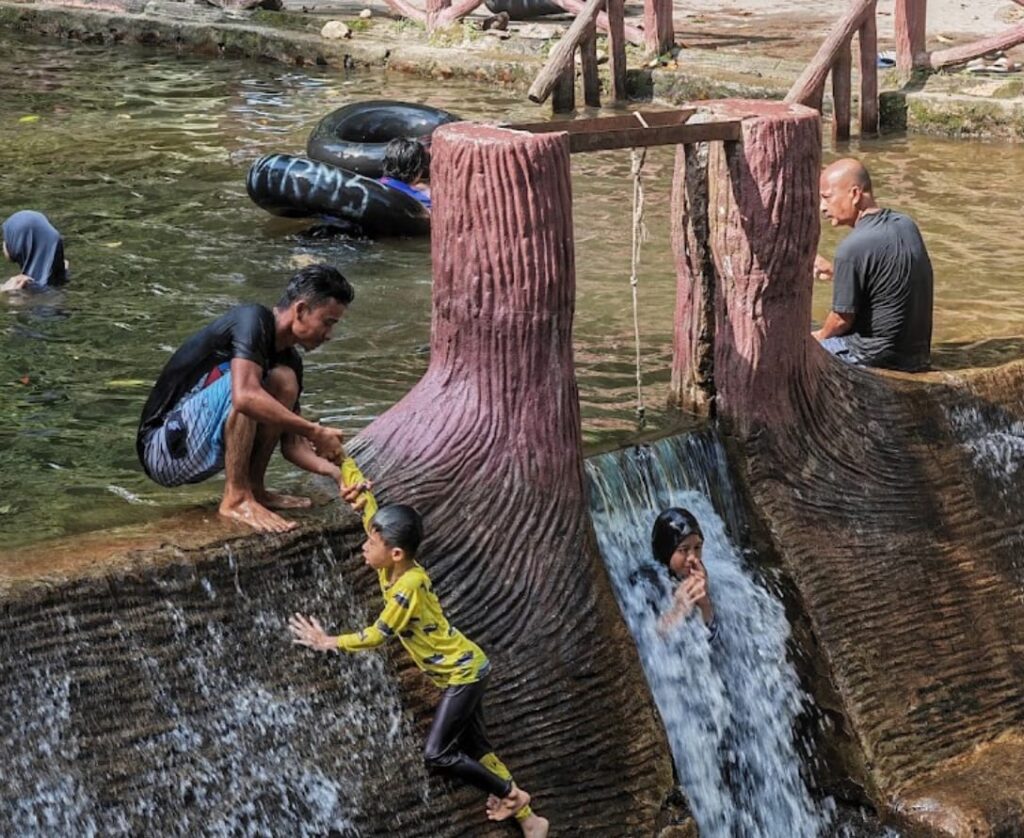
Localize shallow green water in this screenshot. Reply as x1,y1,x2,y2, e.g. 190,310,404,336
1,33,1022,549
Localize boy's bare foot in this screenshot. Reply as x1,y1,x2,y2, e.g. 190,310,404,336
486,785,531,821
256,490,313,510
520,814,549,838
219,496,297,533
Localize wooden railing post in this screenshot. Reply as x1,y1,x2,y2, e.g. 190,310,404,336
859,3,879,136
928,24,1024,70
425,0,448,28
785,0,875,107
528,0,605,105
607,0,628,103
832,40,852,142
643,0,674,56
895,0,927,73
580,18,601,107
552,64,576,113
552,0,644,46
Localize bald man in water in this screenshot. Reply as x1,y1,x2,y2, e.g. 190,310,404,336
813,158,934,372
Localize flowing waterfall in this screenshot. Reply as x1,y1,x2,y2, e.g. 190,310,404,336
0,540,432,836
585,432,834,837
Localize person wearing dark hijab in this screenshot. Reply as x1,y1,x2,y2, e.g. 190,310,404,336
651,507,718,640
1,210,68,292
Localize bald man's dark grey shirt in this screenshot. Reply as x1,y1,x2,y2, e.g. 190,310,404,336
832,209,933,371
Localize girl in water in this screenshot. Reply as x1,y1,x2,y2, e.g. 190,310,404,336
1,210,68,292
651,507,717,640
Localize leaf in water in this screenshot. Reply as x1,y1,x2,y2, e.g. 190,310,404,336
0,504,11,514
104,241,123,248
106,379,147,387
18,115,40,124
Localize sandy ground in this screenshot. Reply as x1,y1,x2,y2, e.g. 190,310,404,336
283,0,1024,63
677,0,1023,39
663,1,1024,61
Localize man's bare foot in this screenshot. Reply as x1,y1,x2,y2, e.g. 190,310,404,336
255,490,313,510
486,785,531,821
219,496,297,533
520,814,549,838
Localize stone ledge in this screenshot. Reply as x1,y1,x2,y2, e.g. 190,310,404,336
0,0,544,87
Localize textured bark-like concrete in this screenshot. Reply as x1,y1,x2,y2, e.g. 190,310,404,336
671,100,823,429
669,140,715,417
671,98,1024,835
353,122,675,834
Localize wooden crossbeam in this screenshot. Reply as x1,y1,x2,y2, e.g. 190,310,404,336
502,109,742,153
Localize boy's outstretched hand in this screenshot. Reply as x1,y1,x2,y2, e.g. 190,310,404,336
289,613,337,652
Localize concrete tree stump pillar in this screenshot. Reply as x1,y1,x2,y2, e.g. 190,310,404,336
670,100,822,430
354,123,675,833
669,101,1024,835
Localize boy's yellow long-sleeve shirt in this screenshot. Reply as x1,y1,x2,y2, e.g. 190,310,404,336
337,563,490,688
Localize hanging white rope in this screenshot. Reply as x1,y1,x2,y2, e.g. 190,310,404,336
629,146,649,428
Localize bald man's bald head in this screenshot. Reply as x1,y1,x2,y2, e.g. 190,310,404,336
822,158,873,194
819,158,878,228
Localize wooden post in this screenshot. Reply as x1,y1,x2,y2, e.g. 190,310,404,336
580,18,601,107
606,0,628,103
832,40,852,142
895,0,927,73
552,63,576,113
425,0,449,29
552,0,644,46
643,0,673,56
859,4,879,136
786,0,875,108
355,121,675,829
528,0,605,104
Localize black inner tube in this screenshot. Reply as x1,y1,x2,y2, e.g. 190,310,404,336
306,100,461,178
484,0,565,18
247,153,431,239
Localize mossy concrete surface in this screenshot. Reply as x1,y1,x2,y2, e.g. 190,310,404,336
651,49,800,103
882,69,1024,140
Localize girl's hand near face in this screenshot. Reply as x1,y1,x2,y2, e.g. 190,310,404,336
659,564,714,634
687,565,714,626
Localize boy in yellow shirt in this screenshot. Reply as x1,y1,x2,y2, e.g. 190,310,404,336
289,503,548,836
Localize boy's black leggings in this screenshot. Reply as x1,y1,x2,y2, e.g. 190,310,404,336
423,674,513,798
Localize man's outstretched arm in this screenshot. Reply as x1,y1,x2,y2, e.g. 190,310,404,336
230,357,344,462
282,432,341,481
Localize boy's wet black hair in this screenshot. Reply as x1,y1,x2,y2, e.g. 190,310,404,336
381,138,430,184
651,507,704,571
371,504,424,557
277,263,354,310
